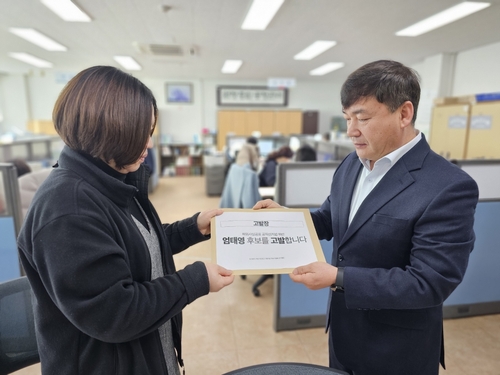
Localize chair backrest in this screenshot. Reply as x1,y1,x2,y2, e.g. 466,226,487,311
0,277,39,374
222,362,350,375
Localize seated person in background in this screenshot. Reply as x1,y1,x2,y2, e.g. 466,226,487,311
258,146,294,187
235,136,259,171
7,158,32,177
295,144,317,162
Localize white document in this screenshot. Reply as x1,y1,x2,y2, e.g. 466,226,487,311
211,209,325,275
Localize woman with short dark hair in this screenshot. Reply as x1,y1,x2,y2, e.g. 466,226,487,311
258,145,294,187
17,66,234,375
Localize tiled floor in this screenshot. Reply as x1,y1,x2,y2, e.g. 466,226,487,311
13,176,500,375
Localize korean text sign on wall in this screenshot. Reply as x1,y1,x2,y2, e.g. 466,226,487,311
217,86,288,107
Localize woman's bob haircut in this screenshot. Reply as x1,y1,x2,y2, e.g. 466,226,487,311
53,66,158,169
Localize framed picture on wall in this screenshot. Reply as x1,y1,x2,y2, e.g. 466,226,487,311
166,83,193,104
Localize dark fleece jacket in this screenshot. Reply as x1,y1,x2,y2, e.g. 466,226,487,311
17,146,209,375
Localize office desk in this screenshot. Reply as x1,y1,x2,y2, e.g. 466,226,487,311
223,362,349,375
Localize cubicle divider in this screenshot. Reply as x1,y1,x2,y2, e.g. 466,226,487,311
272,159,500,329
0,163,24,282
273,162,339,331
443,159,500,318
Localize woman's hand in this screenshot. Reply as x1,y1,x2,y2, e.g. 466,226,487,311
252,199,282,210
197,208,223,235
204,263,234,292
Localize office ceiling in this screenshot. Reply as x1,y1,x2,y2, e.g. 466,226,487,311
1,0,500,84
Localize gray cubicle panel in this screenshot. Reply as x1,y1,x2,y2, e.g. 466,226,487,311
452,159,500,201
273,162,339,331
443,159,500,318
274,162,339,208
0,163,24,282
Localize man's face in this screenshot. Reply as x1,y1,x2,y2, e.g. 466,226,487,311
343,97,407,166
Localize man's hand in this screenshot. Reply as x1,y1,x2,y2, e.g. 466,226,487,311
204,263,234,292
289,262,337,290
197,208,224,235
253,199,282,210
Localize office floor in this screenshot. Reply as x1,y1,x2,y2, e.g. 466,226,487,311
13,176,500,375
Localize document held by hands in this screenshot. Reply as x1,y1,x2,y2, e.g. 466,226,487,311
211,209,325,275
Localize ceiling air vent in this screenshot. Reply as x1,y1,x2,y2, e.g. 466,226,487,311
133,43,183,56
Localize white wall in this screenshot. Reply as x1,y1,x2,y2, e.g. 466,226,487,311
144,78,342,144
0,74,30,133
27,72,68,120
3,40,500,141
453,41,500,96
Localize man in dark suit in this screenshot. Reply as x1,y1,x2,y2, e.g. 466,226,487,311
254,60,478,375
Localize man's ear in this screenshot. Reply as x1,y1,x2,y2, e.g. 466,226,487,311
399,101,414,128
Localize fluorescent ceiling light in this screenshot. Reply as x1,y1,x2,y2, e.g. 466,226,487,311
222,60,243,74
41,0,92,22
396,1,490,37
294,40,337,60
242,0,284,30
9,28,67,51
113,56,142,71
8,52,53,68
310,62,345,76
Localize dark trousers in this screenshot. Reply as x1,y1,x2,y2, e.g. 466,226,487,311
329,330,354,375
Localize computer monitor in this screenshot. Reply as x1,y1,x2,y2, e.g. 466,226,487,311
226,136,247,159
257,139,274,157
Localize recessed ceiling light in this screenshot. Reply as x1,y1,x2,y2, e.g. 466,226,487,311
9,28,67,51
222,60,243,74
241,0,284,30
396,1,490,37
294,41,337,60
113,56,142,71
40,0,92,22
310,62,345,76
8,52,53,68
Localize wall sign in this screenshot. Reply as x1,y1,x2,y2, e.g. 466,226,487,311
217,86,288,107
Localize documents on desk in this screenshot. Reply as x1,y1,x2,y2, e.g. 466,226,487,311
211,209,325,275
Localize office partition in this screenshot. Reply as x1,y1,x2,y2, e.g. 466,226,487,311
452,159,500,201
273,159,500,328
273,162,339,331
443,159,500,318
0,163,24,282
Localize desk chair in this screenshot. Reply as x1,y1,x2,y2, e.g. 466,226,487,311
0,277,40,374
223,362,350,375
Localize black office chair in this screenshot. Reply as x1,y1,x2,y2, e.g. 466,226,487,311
223,362,350,375
0,276,40,374
243,274,273,297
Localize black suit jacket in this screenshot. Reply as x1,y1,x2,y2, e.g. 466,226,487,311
312,135,478,375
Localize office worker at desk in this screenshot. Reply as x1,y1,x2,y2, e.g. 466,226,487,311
17,66,234,375
254,60,478,375
258,145,294,187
